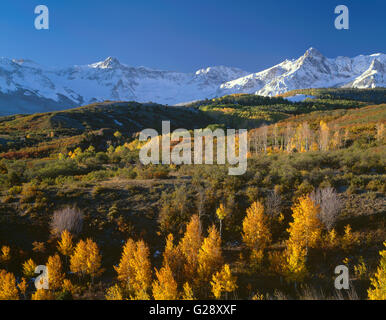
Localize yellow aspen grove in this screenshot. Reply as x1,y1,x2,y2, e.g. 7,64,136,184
0,270,19,300
46,254,65,291
70,239,102,281
197,225,223,283
57,230,74,257
242,201,271,265
115,239,136,285
22,258,37,278
210,264,237,299
182,282,194,300
368,241,386,300
31,289,55,300
152,264,179,300
179,214,203,281
163,234,184,282
287,196,322,250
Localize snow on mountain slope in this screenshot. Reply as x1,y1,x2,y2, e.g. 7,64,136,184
349,59,386,88
220,48,386,96
0,48,385,115
0,57,249,115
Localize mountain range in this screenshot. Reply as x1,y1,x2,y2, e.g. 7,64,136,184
0,47,385,115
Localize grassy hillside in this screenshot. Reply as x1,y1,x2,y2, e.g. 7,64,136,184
0,101,212,157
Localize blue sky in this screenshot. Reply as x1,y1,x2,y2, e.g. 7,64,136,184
1,0,385,72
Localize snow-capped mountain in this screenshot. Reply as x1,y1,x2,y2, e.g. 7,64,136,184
220,48,386,96
0,48,385,115
0,57,249,115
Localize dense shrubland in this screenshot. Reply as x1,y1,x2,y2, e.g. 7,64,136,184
0,89,385,300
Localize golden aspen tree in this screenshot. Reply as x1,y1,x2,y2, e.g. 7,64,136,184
319,121,330,151
31,289,55,300
285,123,294,152
242,201,271,265
130,240,152,297
163,234,184,283
70,239,102,282
284,196,322,282
288,137,297,153
342,224,357,251
216,203,227,238
22,258,37,278
295,124,304,152
182,282,194,300
368,241,386,300
115,239,136,285
179,215,203,281
152,264,179,300
70,239,88,277
287,196,322,250
0,270,19,300
210,264,237,299
18,278,27,298
285,241,308,282
301,122,311,151
325,228,338,248
87,239,103,283
211,277,222,299
197,225,223,283
0,246,10,264
273,123,279,150
57,230,74,257
46,254,65,291
115,239,152,298
331,130,341,150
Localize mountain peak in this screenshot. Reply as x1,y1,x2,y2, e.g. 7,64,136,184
304,47,324,58
91,56,122,69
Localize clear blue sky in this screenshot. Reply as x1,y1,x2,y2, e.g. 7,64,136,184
1,0,385,72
